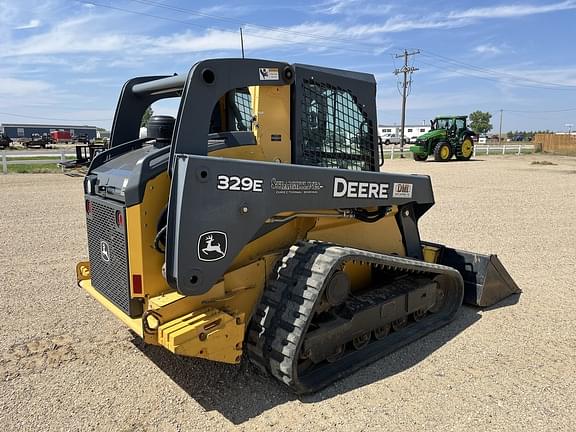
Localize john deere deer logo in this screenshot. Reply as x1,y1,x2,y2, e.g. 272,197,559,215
100,240,110,262
198,231,227,262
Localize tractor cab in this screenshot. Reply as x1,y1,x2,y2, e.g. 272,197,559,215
431,116,467,136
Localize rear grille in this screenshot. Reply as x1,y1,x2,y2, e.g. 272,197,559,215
86,196,142,317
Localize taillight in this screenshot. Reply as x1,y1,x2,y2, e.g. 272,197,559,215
85,200,92,214
115,210,123,227
132,274,142,294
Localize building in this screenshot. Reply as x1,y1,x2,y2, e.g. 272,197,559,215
0,123,98,140
378,124,431,142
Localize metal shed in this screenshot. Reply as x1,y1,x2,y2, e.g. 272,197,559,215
0,123,98,140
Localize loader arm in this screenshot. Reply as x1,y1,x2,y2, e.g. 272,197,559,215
165,155,434,295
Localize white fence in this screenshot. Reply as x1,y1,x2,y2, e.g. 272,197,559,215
383,143,534,160
2,143,536,173
2,150,73,174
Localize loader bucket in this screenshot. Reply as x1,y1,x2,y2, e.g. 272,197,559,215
432,245,521,307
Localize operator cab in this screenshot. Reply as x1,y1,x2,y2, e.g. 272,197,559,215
206,88,257,151
143,87,255,150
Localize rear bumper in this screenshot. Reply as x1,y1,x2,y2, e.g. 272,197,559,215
76,261,244,364
78,277,144,337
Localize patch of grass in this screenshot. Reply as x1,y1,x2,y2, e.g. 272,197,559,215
531,160,558,166
7,163,62,173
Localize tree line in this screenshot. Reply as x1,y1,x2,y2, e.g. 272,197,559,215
468,111,553,137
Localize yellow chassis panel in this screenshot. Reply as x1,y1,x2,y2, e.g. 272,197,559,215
157,307,244,364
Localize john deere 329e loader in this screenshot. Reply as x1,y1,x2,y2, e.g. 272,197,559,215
77,59,520,393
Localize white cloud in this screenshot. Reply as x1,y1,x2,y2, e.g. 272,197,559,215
474,44,503,55
14,19,40,30
3,16,142,56
426,64,576,90
497,66,576,86
194,4,250,17
72,77,119,85
148,22,392,56
369,1,576,33
348,1,576,34
449,1,576,19
354,17,467,34
0,77,52,97
1,15,387,58
320,0,359,14
310,1,576,34
2,1,573,61
0,1,572,132
316,0,394,16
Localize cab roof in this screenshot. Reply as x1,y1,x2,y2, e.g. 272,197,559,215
433,115,467,120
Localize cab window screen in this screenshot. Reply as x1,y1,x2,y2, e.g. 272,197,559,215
300,80,374,171
228,88,253,131
209,88,254,134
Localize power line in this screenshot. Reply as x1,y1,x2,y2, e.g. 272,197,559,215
417,58,576,91
79,0,392,56
126,1,576,91
421,51,557,87
504,107,576,113
77,0,576,94
79,1,240,33
79,1,576,94
421,50,576,90
127,0,385,47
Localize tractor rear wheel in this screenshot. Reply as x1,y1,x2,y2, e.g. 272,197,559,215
413,153,428,161
433,142,452,162
456,137,474,161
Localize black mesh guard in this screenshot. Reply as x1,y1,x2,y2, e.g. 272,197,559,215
232,88,253,131
224,88,254,132
300,79,375,171
86,197,143,317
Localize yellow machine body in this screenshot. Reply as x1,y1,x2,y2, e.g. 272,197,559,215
77,84,418,363
78,60,520,394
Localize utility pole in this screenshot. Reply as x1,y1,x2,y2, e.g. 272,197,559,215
499,109,503,145
394,49,420,157
240,27,245,59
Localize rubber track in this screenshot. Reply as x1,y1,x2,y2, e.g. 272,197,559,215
246,241,463,394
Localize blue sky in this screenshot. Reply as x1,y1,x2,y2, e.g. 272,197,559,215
1,0,576,132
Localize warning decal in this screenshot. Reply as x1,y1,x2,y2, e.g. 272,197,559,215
259,67,279,81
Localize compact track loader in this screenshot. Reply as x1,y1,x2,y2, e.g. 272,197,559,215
77,59,520,393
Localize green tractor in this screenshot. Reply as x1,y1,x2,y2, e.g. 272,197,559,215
410,115,475,162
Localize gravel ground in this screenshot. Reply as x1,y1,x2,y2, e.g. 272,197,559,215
1,154,575,431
